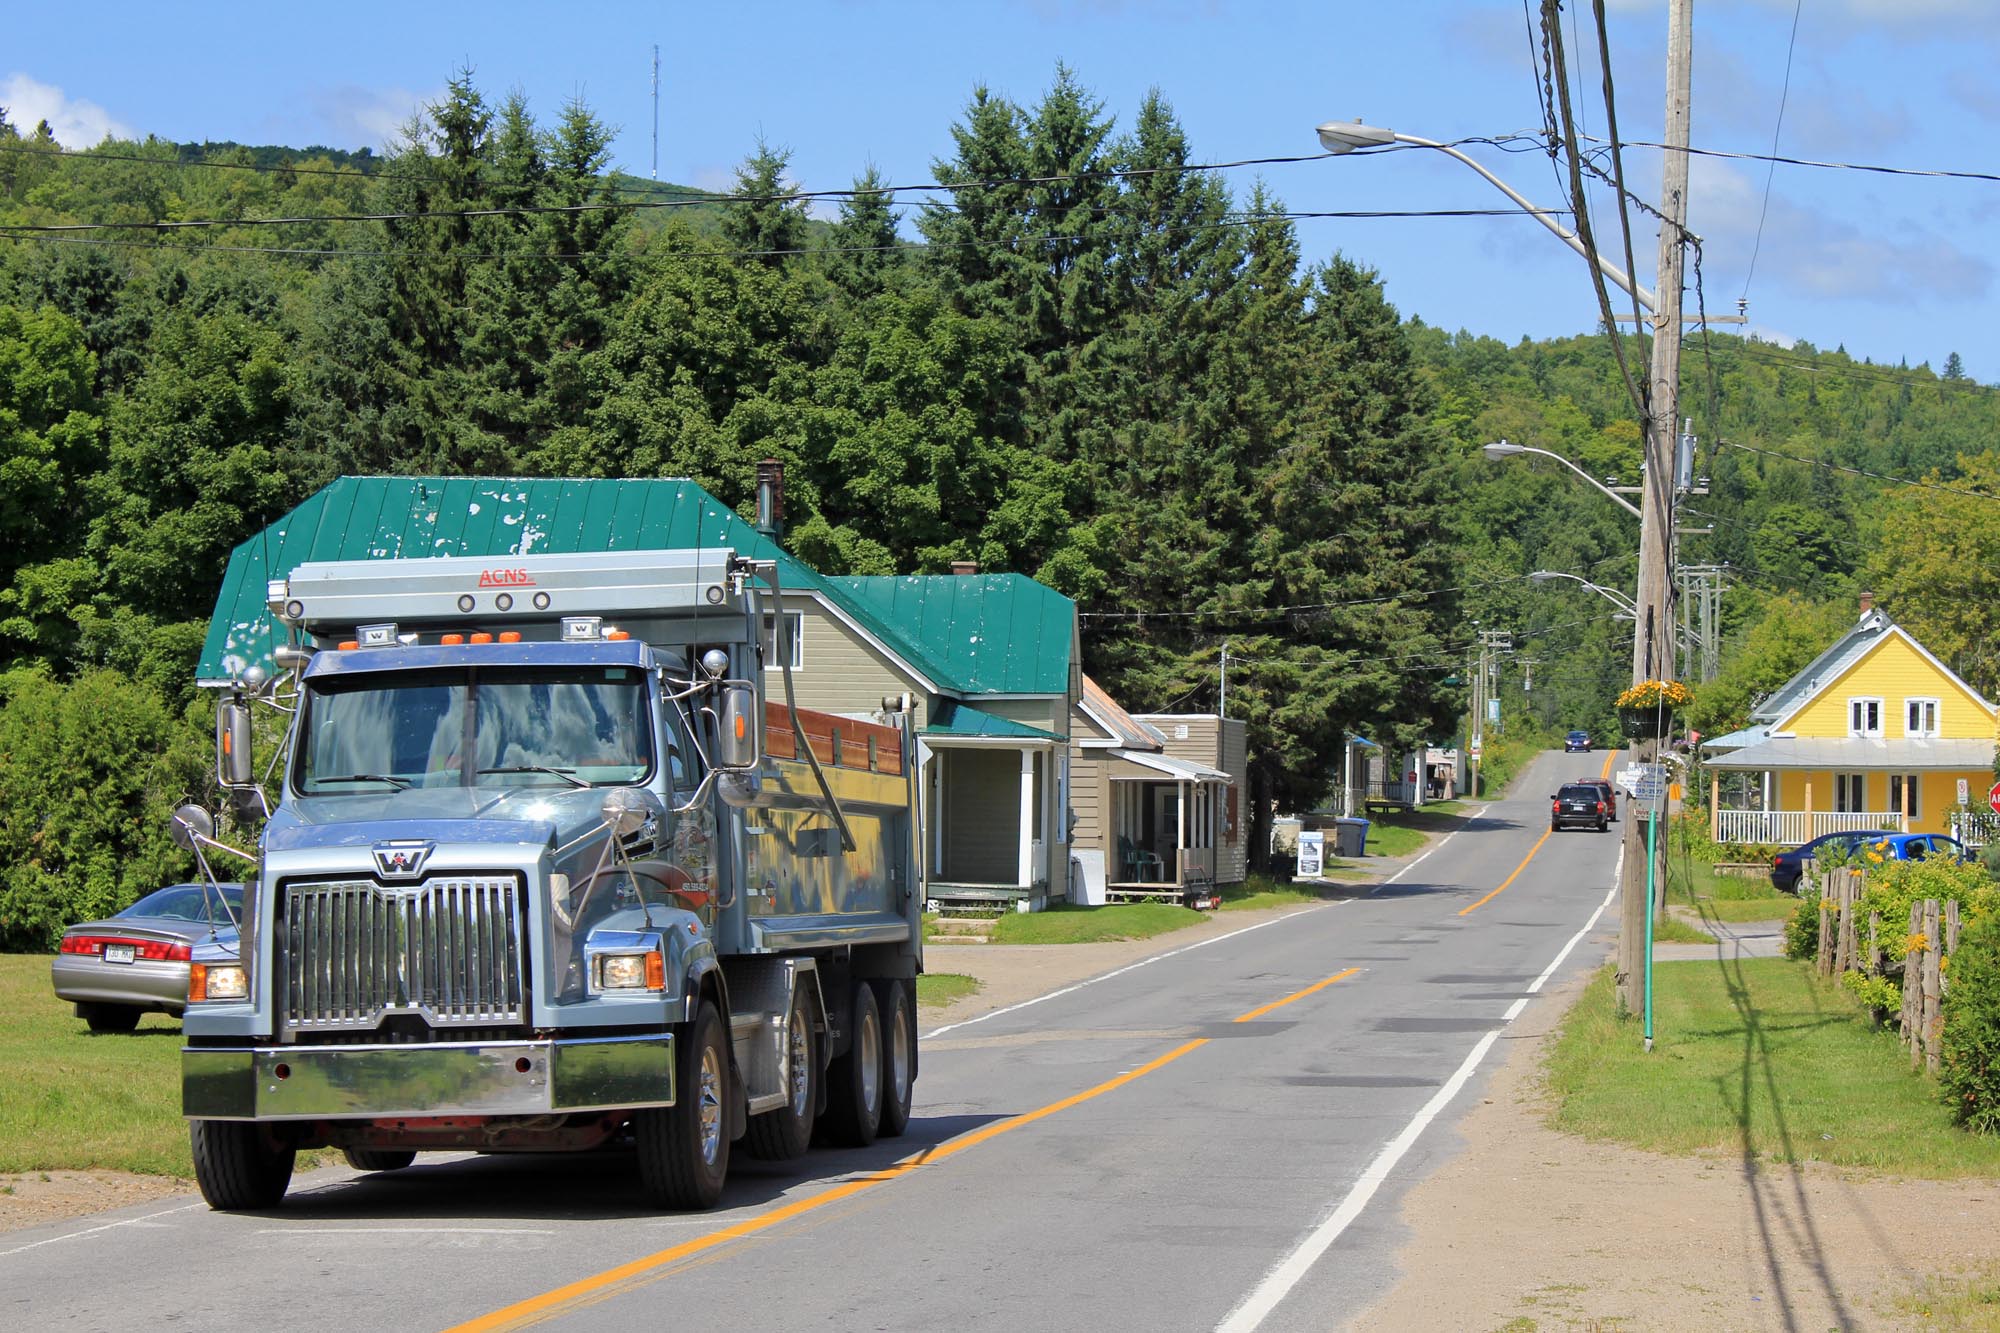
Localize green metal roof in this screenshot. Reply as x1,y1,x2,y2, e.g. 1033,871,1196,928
198,476,809,684
199,477,1075,703
823,574,1074,696
924,700,1063,741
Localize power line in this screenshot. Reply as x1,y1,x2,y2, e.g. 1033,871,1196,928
1740,0,1805,304
1583,135,2000,186
1077,551,1639,623
1719,437,2000,501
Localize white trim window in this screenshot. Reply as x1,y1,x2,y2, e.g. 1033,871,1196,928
1834,772,1869,813
761,611,804,670
1905,697,1940,738
1847,697,1883,738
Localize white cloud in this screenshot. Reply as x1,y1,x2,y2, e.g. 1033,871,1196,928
308,85,431,152
1686,155,1991,306
1,73,133,147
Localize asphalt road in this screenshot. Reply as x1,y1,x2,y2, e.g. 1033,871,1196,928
3,749,1626,1333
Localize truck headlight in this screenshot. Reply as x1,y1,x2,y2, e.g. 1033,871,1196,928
189,963,247,1002
594,951,664,991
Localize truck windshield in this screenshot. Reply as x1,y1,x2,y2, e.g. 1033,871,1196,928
296,666,654,793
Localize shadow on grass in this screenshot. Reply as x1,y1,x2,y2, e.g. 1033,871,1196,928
1712,955,1856,1332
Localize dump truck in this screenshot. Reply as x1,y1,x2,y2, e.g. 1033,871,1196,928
173,548,922,1210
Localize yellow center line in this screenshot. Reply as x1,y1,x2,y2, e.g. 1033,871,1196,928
1459,826,1553,916
1600,748,1617,780
1233,967,1360,1023
444,970,1361,1332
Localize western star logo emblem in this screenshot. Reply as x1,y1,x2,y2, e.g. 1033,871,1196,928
373,840,434,880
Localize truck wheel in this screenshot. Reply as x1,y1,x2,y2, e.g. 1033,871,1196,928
342,1148,416,1172
743,991,819,1160
875,978,916,1139
78,1002,140,1034
818,982,883,1148
190,1119,294,1210
635,1000,729,1209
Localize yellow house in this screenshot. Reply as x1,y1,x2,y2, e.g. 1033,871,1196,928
1705,602,1998,843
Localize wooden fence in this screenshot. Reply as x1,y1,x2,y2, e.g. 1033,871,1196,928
1814,865,1962,1072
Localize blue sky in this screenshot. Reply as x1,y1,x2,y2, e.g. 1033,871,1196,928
9,1,1998,378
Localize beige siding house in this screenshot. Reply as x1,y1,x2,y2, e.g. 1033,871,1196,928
1068,678,1247,902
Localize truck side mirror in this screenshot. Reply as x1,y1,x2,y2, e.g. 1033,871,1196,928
714,683,761,770
216,698,254,788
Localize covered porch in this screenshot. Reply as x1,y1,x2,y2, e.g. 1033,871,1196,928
921,714,1064,910
1105,752,1228,903
1704,737,1993,845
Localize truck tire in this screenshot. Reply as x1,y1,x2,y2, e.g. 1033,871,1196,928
743,991,819,1160
817,982,883,1148
190,1119,295,1210
874,978,916,1139
635,1000,729,1209
342,1148,416,1172
78,1002,140,1034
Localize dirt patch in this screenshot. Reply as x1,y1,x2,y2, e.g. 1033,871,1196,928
1351,963,2000,1331
0,1171,189,1235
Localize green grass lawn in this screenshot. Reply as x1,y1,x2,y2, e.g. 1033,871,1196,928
1545,958,2000,1177
988,901,1203,945
1666,859,1795,923
1650,914,1715,945
1218,875,1339,912
1356,801,1472,860
915,973,980,1007
0,954,192,1177
1694,896,1798,923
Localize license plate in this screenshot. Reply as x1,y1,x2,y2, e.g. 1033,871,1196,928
103,943,136,964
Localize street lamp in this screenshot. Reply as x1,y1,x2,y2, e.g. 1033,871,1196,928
1527,569,1638,616
1482,440,1642,519
1315,120,1658,313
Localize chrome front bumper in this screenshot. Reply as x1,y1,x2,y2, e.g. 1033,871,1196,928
183,1034,674,1121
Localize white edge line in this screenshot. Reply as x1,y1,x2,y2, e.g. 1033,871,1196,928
0,1201,205,1259
924,909,1317,1039
1215,852,1623,1333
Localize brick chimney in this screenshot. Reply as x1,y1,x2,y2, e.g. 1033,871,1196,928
1858,590,1874,619
950,559,979,576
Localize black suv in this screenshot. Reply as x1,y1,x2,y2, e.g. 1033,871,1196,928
1550,783,1608,832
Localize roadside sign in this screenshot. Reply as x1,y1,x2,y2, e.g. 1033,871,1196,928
1631,763,1670,803
1297,830,1325,878
1989,780,2000,817
1960,778,1971,806
1469,735,1483,759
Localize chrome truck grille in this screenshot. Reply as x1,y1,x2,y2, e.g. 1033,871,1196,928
282,876,528,1033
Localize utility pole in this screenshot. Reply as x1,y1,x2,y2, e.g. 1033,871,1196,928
1618,0,1693,1017
1219,641,1230,719
650,45,661,181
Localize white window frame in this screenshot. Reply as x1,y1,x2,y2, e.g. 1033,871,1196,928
1905,697,1940,738
1847,697,1883,738
1834,772,1869,813
761,611,804,671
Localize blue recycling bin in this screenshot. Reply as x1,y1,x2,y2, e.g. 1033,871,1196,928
1333,817,1370,858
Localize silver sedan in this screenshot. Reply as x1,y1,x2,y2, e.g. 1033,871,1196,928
50,883,242,1033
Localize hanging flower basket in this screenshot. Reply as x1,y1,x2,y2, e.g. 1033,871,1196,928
1614,680,1689,740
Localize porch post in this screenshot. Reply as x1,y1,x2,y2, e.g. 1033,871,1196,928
1804,780,1813,838
931,751,945,875
1709,772,1719,842
1176,780,1188,883
1018,748,1034,889
1903,776,1913,833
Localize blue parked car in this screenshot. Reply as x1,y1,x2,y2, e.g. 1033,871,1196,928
1769,831,1966,894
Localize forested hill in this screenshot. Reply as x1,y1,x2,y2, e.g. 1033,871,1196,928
0,69,1994,946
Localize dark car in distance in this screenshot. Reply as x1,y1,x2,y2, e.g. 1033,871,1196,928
1769,831,1968,893
1551,783,1609,832
50,882,242,1032
1564,730,1592,752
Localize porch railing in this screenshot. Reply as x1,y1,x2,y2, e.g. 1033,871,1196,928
1714,809,1906,846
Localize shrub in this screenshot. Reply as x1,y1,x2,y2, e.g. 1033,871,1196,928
1785,884,1821,961
1941,911,2000,1133
0,667,209,951
1856,857,1997,963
